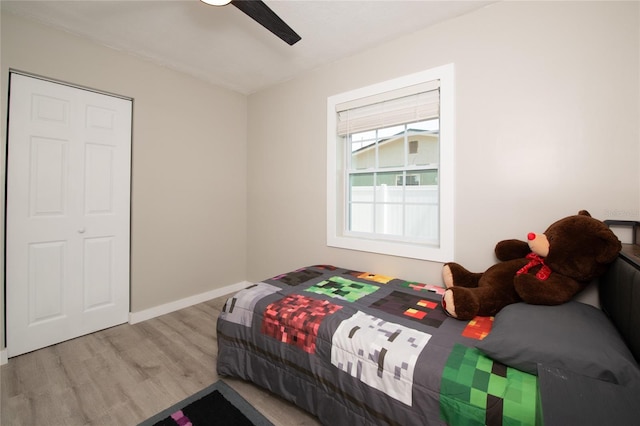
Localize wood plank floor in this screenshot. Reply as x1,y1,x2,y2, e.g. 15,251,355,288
1,294,322,426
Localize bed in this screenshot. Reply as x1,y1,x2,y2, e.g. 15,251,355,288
216,255,640,425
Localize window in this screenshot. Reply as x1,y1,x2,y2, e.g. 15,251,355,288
409,140,419,155
327,64,454,261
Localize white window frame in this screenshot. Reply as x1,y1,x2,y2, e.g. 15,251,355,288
326,64,454,261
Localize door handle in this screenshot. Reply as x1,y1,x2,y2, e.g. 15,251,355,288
78,228,86,234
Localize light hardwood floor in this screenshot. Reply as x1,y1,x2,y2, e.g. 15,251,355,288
1,294,322,426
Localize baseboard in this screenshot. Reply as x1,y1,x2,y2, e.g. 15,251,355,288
0,348,7,365
129,280,252,324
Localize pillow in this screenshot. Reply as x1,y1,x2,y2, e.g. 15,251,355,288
476,301,640,386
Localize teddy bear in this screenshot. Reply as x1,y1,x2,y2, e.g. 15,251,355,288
441,210,621,320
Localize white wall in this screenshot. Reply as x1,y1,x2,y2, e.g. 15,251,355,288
246,1,640,282
1,12,248,350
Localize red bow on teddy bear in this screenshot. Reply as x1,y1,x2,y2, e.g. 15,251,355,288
517,253,551,280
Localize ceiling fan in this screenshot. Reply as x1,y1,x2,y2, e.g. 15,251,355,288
201,0,301,46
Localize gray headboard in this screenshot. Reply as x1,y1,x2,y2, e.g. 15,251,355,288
599,254,640,363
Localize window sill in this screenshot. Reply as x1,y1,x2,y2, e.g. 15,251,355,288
327,234,453,262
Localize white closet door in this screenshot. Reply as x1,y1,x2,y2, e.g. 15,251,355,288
6,73,131,357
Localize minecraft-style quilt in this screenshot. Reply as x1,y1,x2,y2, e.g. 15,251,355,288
216,265,539,426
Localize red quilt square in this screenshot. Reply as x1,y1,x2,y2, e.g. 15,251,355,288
261,294,342,353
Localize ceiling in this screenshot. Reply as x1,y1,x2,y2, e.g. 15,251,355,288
2,0,494,95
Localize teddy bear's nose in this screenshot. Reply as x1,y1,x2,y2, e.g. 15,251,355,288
527,232,536,241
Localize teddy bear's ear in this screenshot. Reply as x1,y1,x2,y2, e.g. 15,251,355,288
578,210,592,217
596,229,622,264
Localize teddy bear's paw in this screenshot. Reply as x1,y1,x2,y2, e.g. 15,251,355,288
442,289,458,318
443,263,482,289
442,264,455,289
442,287,480,320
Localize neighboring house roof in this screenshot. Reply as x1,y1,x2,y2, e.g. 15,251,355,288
352,129,439,155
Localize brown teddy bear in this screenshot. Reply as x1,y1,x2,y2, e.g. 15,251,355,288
441,210,621,320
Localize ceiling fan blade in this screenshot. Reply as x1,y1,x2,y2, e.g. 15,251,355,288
231,0,301,46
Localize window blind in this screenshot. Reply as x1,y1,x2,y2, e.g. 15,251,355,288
336,80,440,136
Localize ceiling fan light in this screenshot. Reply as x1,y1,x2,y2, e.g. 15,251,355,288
201,0,232,6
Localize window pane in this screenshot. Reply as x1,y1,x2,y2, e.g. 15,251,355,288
420,169,439,185
376,172,403,203
349,173,374,202
378,124,405,138
378,127,405,169
351,130,376,143
350,203,373,233
405,181,438,204
406,204,439,241
409,119,439,132
351,136,376,170
407,119,439,166
376,204,403,236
